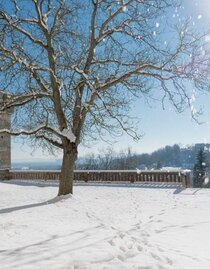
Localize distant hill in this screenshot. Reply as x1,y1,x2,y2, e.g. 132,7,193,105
135,143,210,170
76,143,210,170
12,160,62,170
12,143,210,170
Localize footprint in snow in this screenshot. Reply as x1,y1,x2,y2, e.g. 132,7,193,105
107,239,115,246
117,254,126,262
150,252,162,261
165,256,173,265
120,246,126,252
119,232,125,238
137,245,143,252
157,247,164,253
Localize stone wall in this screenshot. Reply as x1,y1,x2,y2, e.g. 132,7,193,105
0,92,11,169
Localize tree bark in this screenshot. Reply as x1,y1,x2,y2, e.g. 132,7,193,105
58,143,77,196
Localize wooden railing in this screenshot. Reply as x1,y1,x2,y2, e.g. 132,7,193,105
10,170,60,181
9,170,191,187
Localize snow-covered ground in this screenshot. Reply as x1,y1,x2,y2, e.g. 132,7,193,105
1,180,210,269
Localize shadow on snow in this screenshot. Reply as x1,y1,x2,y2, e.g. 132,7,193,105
0,180,188,215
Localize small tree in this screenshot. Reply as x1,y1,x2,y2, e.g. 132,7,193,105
193,148,207,187
156,161,162,170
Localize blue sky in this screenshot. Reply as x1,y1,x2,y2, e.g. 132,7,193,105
11,0,210,161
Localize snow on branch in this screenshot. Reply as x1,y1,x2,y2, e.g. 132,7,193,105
0,125,46,136
99,63,164,90
0,11,47,49
0,93,52,111
98,0,134,38
0,124,64,140
61,129,76,143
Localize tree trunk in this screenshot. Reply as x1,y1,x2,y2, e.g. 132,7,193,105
58,143,77,196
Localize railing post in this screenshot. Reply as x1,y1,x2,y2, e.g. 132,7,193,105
182,173,191,188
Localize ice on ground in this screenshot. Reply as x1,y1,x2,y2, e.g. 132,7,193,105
1,181,210,268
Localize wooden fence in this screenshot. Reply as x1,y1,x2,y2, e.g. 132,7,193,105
9,170,191,187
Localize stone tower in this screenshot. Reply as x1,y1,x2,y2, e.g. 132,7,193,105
0,92,11,169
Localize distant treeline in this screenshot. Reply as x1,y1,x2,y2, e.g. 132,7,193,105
76,143,210,170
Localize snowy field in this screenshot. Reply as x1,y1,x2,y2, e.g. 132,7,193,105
1,180,210,269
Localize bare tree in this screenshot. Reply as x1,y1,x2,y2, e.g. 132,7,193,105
112,147,138,169
76,153,98,170
0,0,210,195
98,147,115,169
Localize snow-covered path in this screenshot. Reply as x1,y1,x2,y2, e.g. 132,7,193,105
1,181,210,269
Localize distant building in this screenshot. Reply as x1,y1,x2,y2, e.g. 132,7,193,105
0,92,11,169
